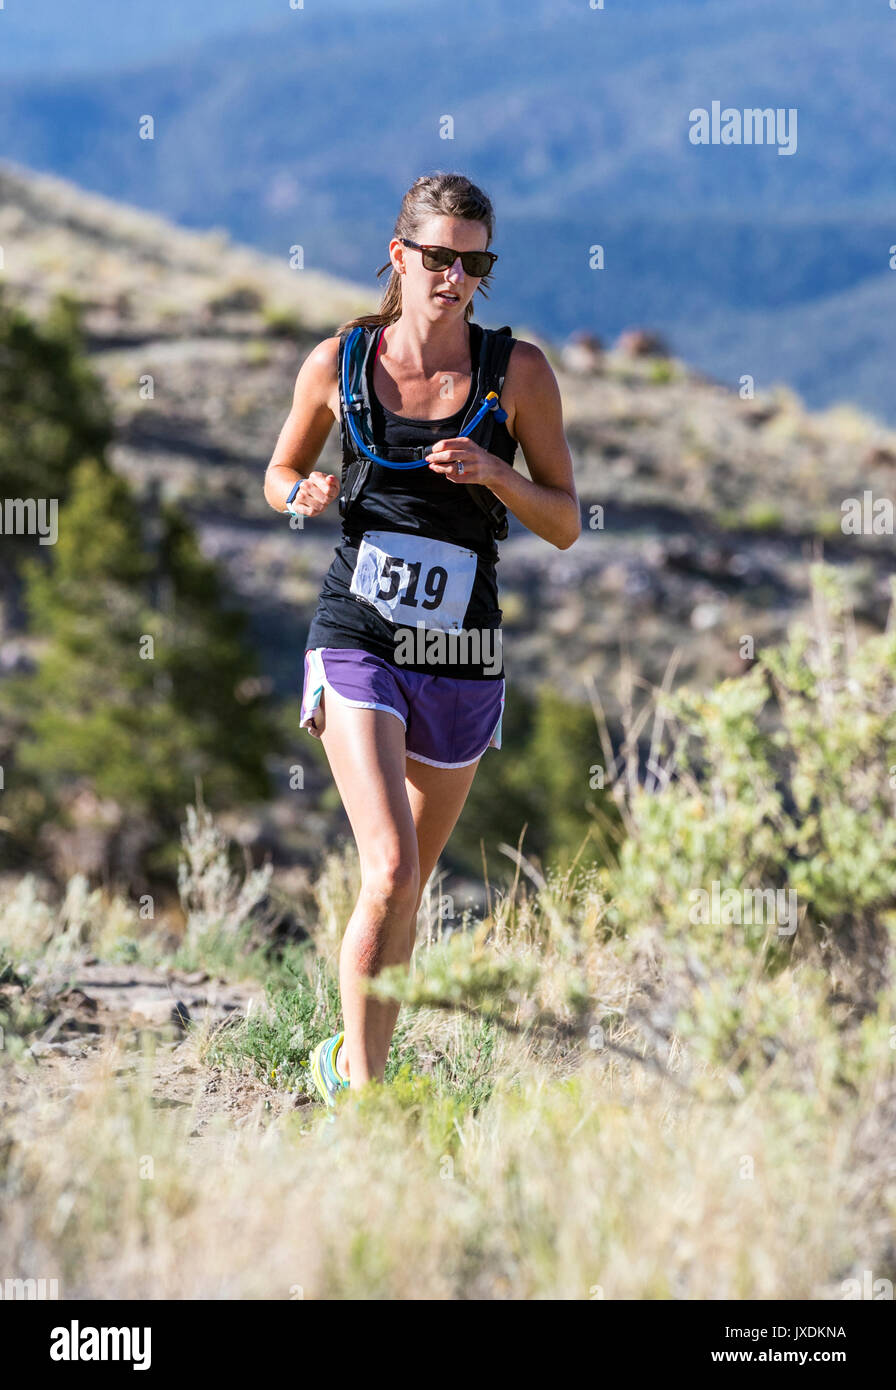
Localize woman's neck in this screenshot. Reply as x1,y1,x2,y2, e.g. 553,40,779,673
381,313,471,375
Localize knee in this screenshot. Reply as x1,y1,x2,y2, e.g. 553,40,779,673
362,851,420,913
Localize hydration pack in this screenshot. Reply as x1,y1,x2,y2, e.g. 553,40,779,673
336,322,517,545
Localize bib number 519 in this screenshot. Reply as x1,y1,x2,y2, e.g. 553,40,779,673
377,555,447,611
352,531,477,631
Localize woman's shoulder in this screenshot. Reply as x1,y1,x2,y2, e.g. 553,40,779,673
294,334,342,415
477,328,551,381
499,336,559,440
502,335,557,392
300,326,378,382
503,332,549,362
300,334,343,397
303,334,342,372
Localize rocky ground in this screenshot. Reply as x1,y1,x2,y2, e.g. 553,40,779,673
1,958,307,1150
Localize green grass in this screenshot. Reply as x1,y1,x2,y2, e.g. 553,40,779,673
648,357,676,384
202,939,501,1111
262,304,303,338
202,948,340,1091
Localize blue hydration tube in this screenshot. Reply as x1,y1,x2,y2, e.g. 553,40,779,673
341,325,507,470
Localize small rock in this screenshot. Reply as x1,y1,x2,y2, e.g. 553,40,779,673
129,998,191,1030
560,331,604,374
615,328,669,358
863,444,896,469
177,970,209,986
56,988,98,1014
740,401,779,427
0,639,34,673
47,1040,97,1057
690,602,724,631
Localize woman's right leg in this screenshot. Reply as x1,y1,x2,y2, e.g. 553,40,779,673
319,691,420,1087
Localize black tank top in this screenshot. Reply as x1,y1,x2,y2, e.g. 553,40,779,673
305,322,518,679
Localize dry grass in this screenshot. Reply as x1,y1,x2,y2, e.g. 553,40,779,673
1,846,892,1300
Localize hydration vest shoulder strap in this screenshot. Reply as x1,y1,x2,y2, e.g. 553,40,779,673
336,326,378,523
461,326,516,544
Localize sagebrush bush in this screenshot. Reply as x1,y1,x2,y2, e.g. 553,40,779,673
609,568,896,982
177,801,274,954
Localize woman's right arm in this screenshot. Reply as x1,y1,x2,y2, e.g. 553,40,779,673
263,336,341,516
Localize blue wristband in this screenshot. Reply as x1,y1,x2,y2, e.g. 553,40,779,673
286,479,303,505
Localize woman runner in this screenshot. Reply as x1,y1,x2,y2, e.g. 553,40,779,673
264,172,579,1104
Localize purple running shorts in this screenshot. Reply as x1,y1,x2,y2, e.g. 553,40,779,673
300,647,504,769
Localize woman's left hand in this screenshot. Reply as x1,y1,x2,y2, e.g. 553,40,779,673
425,438,500,485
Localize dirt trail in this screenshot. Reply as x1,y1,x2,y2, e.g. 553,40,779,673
2,961,313,1142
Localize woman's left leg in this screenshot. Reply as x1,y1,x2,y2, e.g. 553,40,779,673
404,755,481,953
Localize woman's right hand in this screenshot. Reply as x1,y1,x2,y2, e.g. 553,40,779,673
288,471,341,517
264,336,342,515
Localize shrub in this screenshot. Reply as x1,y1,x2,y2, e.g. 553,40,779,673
205,282,265,315
0,287,112,508
0,463,281,883
648,358,675,384
261,304,303,338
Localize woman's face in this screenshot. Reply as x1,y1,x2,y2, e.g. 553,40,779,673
391,215,489,322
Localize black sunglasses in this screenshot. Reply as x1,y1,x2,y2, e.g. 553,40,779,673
399,238,497,278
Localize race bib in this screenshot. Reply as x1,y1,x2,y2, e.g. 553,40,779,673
350,530,478,633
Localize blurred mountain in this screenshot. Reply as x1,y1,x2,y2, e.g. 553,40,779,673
0,0,383,73
0,0,893,416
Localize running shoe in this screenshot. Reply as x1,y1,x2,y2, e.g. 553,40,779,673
309,1030,349,1108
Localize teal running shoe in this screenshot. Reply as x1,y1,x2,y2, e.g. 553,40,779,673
309,1030,349,1108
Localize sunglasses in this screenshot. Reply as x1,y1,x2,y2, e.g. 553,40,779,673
399,238,498,278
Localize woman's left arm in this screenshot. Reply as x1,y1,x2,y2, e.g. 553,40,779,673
425,341,581,550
